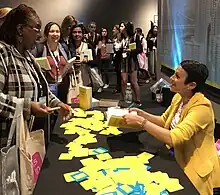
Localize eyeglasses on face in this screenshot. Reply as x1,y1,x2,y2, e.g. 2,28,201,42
25,24,41,33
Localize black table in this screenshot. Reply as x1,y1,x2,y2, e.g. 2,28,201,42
34,113,199,195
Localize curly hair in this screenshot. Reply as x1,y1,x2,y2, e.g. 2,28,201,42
0,4,40,46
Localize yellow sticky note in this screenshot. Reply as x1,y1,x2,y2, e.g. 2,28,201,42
73,108,87,118
95,185,117,195
63,171,78,182
119,184,133,194
96,153,112,161
137,152,154,161
77,129,92,135
165,178,184,192
99,130,110,135
80,179,95,191
89,149,98,156
74,148,89,157
80,157,96,166
58,153,74,160
91,177,115,192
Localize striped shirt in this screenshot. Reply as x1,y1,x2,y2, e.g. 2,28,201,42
0,41,61,147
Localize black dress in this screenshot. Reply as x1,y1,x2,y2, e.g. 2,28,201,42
120,35,142,73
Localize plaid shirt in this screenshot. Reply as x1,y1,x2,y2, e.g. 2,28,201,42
0,41,61,147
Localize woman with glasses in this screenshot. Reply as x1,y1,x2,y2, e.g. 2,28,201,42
0,4,71,148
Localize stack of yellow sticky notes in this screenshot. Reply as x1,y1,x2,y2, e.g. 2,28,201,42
60,109,123,137
63,152,184,194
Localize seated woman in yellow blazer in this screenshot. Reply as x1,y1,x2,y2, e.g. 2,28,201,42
123,60,220,195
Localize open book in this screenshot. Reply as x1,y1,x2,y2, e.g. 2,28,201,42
106,107,136,128
35,57,51,70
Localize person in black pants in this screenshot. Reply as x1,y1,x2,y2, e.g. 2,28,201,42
112,24,122,93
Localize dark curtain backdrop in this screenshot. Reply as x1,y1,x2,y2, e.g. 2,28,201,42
0,0,157,35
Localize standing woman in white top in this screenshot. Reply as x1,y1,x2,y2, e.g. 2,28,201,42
69,24,91,86
119,22,142,107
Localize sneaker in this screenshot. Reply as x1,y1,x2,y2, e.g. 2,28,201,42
103,84,109,89
97,88,102,93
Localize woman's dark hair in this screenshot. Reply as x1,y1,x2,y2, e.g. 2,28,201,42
100,28,109,43
181,60,209,93
69,24,84,45
0,4,40,46
61,15,76,36
44,22,61,37
135,27,142,35
125,22,134,37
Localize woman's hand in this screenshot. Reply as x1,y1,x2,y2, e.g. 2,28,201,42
57,102,72,121
123,114,145,128
31,102,50,117
129,108,147,118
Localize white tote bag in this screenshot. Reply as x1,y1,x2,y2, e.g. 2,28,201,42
0,99,23,195
67,67,83,104
1,98,46,195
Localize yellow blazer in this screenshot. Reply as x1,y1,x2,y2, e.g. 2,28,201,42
161,93,220,195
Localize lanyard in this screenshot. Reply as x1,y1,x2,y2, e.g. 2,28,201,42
47,43,61,82
47,43,60,68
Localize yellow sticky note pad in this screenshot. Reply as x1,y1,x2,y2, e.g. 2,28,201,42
165,178,184,192
63,171,78,182
80,157,96,166
58,153,74,160
74,148,89,157
96,153,112,161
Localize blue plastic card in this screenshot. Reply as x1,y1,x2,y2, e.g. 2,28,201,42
116,184,134,195
100,169,107,176
92,147,108,154
160,190,169,195
113,168,130,172
145,165,151,171
70,171,88,182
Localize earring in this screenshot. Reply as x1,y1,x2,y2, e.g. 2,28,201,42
17,34,23,44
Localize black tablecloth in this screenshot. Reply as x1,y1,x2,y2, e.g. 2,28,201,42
34,113,199,195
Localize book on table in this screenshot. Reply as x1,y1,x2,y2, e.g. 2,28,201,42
106,107,136,128
79,86,92,110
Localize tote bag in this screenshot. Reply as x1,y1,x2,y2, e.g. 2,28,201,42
67,67,83,104
0,99,23,195
1,99,46,195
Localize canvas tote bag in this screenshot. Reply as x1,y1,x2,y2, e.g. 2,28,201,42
0,99,23,195
19,110,45,194
67,67,83,104
1,99,46,194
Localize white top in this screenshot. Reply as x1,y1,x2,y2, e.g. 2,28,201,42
170,102,184,130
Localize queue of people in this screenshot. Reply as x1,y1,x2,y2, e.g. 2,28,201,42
0,4,220,195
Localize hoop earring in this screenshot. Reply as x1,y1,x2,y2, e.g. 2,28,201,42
17,34,23,44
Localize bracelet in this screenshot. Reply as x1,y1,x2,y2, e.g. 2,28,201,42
140,118,148,129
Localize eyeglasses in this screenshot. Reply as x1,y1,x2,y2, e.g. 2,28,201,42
25,24,41,33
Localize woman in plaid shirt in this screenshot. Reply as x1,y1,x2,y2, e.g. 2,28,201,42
0,4,71,148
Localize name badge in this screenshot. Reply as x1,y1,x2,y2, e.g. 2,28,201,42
58,75,63,83
39,96,46,106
